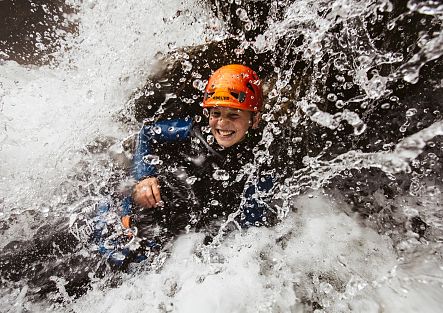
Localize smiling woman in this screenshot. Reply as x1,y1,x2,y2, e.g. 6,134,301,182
209,107,259,148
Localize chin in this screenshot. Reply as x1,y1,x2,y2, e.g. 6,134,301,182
215,138,235,148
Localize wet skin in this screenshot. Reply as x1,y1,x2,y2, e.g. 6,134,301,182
209,107,255,148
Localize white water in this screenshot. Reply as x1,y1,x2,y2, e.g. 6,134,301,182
1,0,443,312
0,0,213,217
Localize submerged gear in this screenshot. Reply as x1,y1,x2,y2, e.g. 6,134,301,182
203,64,263,112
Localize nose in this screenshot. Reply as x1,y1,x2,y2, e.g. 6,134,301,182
217,116,228,125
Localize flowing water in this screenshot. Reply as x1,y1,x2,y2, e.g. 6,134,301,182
1,0,442,312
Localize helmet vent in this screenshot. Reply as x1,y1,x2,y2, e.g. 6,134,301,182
246,82,255,93
204,92,214,100
230,91,246,103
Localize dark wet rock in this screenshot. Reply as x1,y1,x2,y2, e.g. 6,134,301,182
0,0,77,65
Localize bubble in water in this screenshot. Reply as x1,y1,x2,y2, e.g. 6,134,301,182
210,199,219,206
343,82,354,89
278,115,287,124
143,154,162,165
381,103,391,109
213,169,229,181
206,135,214,144
354,122,367,135
327,93,338,102
195,115,202,122
192,79,206,91
379,0,394,12
203,108,209,118
335,75,346,83
168,126,175,132
335,100,345,109
153,126,162,134
262,113,273,122
244,21,254,31
201,125,211,133
186,176,197,185
236,8,249,22
181,60,192,72
406,108,418,117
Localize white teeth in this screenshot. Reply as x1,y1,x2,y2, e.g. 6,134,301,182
218,130,234,136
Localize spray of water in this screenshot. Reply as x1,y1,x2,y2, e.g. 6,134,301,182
1,0,443,311
0,0,212,218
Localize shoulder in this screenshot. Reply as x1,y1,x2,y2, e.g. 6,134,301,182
140,117,194,142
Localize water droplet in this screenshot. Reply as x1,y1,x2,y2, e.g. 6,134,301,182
278,115,287,123
143,154,161,165
192,79,206,91
406,108,417,117
153,126,162,134
335,100,345,109
181,60,192,72
201,125,211,134
354,123,367,135
343,82,354,89
236,7,248,21
213,169,229,181
186,176,197,185
381,103,391,109
206,135,214,144
335,75,346,83
262,113,273,122
327,93,338,102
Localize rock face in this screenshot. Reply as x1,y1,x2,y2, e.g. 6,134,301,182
0,0,76,65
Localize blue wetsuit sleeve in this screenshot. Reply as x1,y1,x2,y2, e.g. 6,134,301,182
123,118,193,217
132,118,193,181
241,174,276,227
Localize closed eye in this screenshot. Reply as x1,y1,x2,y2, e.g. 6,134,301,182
210,110,221,118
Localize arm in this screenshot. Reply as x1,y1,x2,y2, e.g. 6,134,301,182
131,118,194,208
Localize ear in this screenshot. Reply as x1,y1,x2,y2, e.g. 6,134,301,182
251,112,261,129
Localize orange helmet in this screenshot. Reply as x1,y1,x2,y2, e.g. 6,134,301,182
203,64,263,112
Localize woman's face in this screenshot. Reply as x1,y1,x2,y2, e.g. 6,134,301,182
209,107,257,148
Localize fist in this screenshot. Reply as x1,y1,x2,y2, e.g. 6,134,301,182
133,177,163,208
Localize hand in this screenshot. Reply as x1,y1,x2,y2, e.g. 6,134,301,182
133,177,162,208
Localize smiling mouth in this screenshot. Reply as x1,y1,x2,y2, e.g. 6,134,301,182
217,129,235,137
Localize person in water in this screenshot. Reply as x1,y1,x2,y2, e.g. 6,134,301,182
125,64,276,242
0,64,277,299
